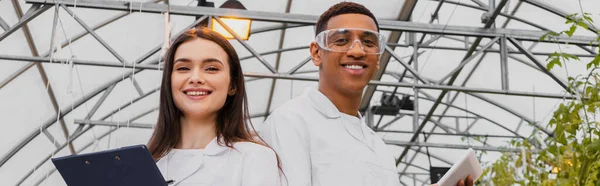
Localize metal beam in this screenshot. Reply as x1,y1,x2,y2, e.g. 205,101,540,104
437,37,500,83
0,0,158,92
396,0,509,166
467,93,552,135
250,23,308,35
42,129,61,148
521,0,598,33
408,146,454,165
0,63,35,90
74,119,154,129
213,17,277,73
46,11,127,56
60,5,127,63
45,0,163,57
500,37,508,90
25,0,598,45
14,124,94,186
18,106,156,185
464,118,480,132
437,0,598,56
0,14,211,165
405,88,549,145
379,130,522,139
0,62,155,168
386,140,529,152
360,0,418,112
470,0,488,8
377,115,404,130
508,37,573,94
428,0,548,135
84,85,116,120
378,90,525,140
60,4,148,97
0,16,9,31
1,55,580,101
412,33,421,134
264,0,293,120
286,56,312,75
437,35,554,74
32,125,115,186
385,43,600,57
11,0,76,155
131,14,209,65
398,111,478,119
399,0,533,176
244,72,577,99
239,46,308,61
0,55,160,69
0,4,51,42
384,46,430,84
390,72,552,136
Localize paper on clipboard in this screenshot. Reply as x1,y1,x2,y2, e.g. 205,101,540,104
435,148,482,186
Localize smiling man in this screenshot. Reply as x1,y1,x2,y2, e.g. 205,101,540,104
260,2,471,186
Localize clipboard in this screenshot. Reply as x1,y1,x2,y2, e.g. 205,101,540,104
435,148,483,186
51,145,168,186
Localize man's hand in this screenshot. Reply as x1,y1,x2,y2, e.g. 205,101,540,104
429,174,474,186
457,175,473,186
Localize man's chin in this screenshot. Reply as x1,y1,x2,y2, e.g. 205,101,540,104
340,83,368,95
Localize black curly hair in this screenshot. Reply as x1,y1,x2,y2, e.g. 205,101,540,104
315,2,380,36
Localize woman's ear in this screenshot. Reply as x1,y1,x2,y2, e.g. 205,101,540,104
310,42,321,66
228,86,237,96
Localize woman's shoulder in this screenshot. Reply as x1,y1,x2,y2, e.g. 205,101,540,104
232,141,276,157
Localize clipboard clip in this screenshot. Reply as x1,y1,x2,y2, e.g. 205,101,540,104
166,179,175,185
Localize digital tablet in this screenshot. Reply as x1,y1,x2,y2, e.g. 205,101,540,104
51,145,168,186
435,148,483,186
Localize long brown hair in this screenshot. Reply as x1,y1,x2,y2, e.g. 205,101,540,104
148,27,272,162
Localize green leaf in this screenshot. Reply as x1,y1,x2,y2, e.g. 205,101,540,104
566,20,574,24
589,55,600,70
559,53,580,61
548,145,558,155
556,132,568,145
566,14,579,24
574,104,584,113
541,32,560,41
547,58,562,70
567,25,577,37
577,20,589,29
540,33,549,41
584,15,594,23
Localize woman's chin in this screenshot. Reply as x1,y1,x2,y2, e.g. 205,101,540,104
182,109,214,118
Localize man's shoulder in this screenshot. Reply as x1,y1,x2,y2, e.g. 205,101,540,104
270,95,313,115
262,95,318,128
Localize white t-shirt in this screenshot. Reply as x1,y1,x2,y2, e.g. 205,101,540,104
260,88,400,186
156,137,282,186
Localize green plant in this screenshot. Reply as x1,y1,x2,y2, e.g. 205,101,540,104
480,13,600,186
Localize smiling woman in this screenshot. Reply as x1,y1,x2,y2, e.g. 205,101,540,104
146,27,283,186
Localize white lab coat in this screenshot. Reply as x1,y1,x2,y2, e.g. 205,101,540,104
260,88,400,186
156,137,282,186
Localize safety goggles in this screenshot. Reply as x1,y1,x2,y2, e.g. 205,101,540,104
315,28,386,55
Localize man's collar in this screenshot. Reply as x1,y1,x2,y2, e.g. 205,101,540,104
304,88,361,119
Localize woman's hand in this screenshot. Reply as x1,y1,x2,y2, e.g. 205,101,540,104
430,174,474,186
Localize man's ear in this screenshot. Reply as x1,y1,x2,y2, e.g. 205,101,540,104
310,42,322,66
376,60,380,70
